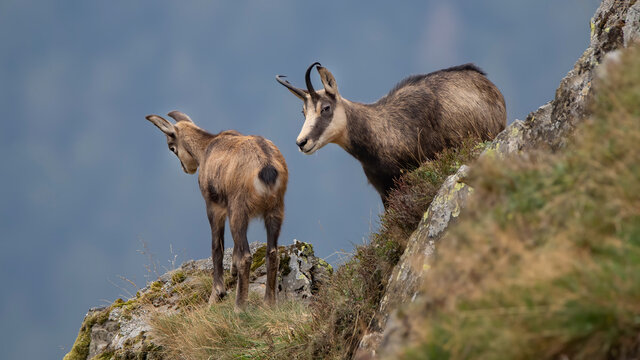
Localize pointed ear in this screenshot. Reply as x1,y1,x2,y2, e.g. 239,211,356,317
167,110,193,123
317,66,339,96
145,114,176,137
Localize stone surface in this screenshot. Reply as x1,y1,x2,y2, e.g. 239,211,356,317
87,317,119,359
355,1,640,358
64,240,331,360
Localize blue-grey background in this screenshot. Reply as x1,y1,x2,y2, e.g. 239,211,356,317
0,1,600,358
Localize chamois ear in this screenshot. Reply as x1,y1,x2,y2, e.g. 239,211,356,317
317,66,339,97
167,110,193,123
145,114,176,137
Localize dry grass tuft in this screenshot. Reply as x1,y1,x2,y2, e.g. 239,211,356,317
151,292,312,360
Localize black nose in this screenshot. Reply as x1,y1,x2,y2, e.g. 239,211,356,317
296,138,308,149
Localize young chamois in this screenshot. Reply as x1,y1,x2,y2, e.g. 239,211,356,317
277,62,506,206
145,111,288,309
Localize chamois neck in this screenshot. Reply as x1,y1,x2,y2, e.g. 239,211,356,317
179,124,215,164
342,99,381,162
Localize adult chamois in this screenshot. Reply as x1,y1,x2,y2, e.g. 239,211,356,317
277,62,506,206
144,111,288,309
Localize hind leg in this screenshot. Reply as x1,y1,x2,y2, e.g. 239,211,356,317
229,205,252,310
207,204,227,304
264,207,283,306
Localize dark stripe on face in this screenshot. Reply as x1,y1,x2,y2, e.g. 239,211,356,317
307,115,331,142
305,97,336,142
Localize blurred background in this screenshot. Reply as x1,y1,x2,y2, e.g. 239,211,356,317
0,1,600,358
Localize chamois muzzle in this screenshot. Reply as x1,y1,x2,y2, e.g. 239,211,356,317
296,138,308,151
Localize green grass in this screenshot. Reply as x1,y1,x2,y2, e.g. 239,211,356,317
401,46,640,360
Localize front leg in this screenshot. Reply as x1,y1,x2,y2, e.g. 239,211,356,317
207,204,227,304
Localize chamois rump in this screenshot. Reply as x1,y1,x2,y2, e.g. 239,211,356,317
277,62,506,206
144,111,288,309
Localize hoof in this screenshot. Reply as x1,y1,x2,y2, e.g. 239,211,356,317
208,290,227,304
264,295,276,307
234,297,248,312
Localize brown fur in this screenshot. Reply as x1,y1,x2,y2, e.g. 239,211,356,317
145,111,288,309
278,63,506,206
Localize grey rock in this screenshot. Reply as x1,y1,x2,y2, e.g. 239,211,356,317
623,2,640,46
87,318,119,359
278,240,318,300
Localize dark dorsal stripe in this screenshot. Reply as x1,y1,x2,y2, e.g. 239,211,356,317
383,63,486,104
256,137,273,161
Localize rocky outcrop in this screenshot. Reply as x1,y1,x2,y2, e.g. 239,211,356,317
356,1,640,358
63,240,332,360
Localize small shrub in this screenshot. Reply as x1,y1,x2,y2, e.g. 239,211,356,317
381,138,489,250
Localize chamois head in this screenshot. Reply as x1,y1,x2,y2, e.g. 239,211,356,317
145,111,199,174
277,62,348,154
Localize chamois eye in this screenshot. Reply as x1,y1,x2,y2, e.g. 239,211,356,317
321,105,331,114
169,146,177,153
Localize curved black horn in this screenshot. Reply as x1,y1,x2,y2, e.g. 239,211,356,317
305,62,321,101
276,75,307,99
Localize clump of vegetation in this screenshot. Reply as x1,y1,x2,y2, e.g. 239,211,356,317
382,138,489,250
151,292,313,360
402,46,640,359
309,138,487,359
63,307,112,360
174,271,214,309
171,270,186,285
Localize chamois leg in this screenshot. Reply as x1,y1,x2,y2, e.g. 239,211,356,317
230,247,238,278
207,205,227,304
264,208,283,306
229,207,251,310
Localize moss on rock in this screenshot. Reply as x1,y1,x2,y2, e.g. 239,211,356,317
63,307,111,360
250,245,267,272
316,258,333,275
